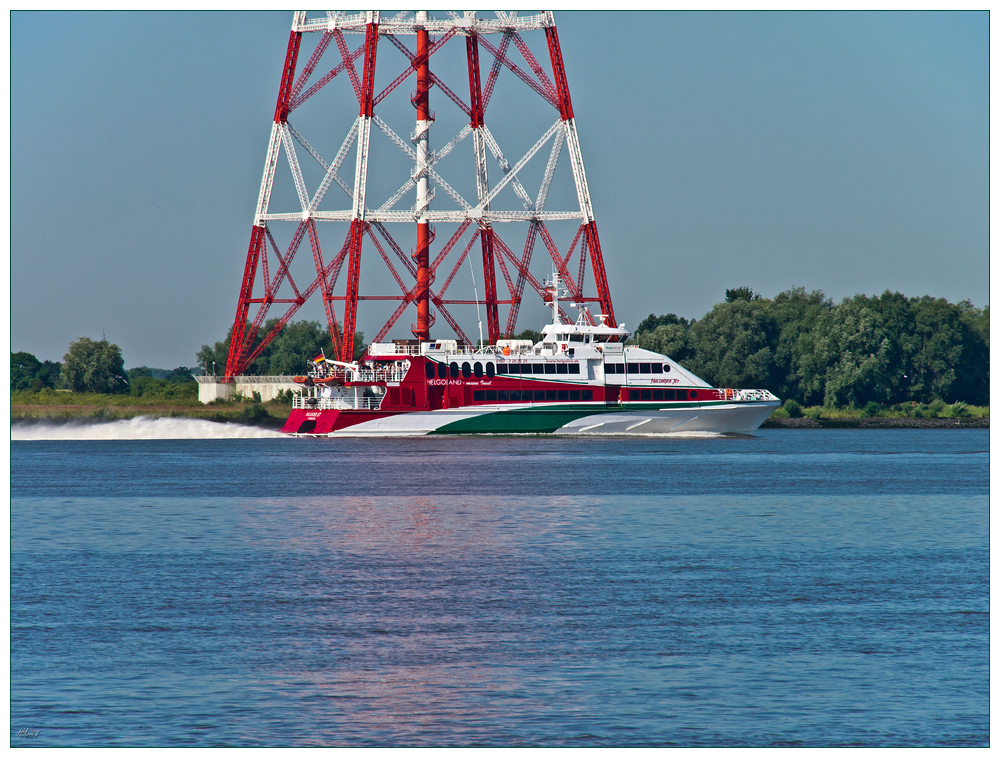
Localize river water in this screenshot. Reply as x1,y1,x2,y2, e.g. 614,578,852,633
10,421,989,747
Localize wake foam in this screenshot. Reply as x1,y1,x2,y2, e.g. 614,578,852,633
11,416,284,441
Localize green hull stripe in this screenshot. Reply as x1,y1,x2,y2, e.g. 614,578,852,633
431,405,599,434
428,400,774,435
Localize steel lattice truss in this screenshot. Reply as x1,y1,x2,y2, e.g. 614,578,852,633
226,10,616,374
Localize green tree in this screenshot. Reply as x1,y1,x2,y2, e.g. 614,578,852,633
11,352,41,391
61,337,129,394
634,323,694,363
687,299,780,390
725,286,760,303
764,288,833,404
258,320,336,375
634,312,691,335
11,352,63,391
806,296,895,407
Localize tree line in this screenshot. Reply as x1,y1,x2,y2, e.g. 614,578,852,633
12,338,197,399
12,289,989,408
632,287,989,407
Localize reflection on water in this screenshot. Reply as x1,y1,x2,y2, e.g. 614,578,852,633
10,432,989,747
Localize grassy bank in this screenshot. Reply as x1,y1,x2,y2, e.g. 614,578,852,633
11,390,287,428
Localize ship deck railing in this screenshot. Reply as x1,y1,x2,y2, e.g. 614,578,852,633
292,395,384,411
716,388,780,402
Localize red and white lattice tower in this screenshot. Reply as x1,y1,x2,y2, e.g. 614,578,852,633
225,10,616,375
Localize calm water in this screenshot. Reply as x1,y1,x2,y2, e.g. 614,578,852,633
10,423,989,747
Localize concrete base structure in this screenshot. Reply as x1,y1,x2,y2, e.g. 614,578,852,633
195,376,299,405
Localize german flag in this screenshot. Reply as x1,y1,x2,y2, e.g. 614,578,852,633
313,353,325,363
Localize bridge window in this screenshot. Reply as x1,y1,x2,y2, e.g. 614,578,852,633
569,333,584,342
474,362,483,378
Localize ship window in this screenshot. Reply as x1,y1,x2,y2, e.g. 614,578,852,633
534,390,545,401
544,364,556,375
663,364,671,373
640,389,652,400
486,390,497,401
486,362,495,378
545,390,557,401
569,390,581,401
651,363,662,374
582,390,593,401
449,362,460,378
557,364,569,374
558,390,569,401
462,362,472,378
690,390,698,400
474,390,485,402
640,363,651,374
664,389,675,400
474,362,483,378
569,363,580,374
496,363,507,375
498,390,509,402
570,333,584,342
438,363,447,379
627,363,639,374
652,389,663,400
426,362,436,379
533,363,544,374
606,363,622,374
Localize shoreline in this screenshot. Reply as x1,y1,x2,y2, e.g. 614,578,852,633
761,416,987,429
10,406,988,430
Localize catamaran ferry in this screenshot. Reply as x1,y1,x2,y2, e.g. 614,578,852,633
282,278,779,436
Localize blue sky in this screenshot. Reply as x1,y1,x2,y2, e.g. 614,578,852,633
10,10,989,369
